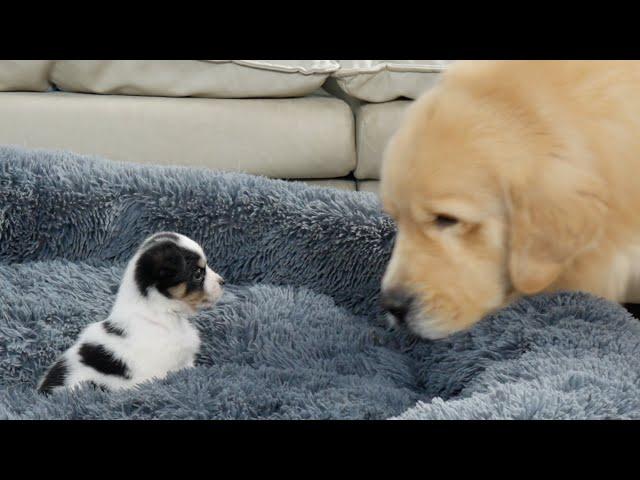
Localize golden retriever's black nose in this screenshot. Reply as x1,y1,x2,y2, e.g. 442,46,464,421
380,290,412,324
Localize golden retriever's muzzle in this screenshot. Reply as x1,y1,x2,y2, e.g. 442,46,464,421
380,288,414,325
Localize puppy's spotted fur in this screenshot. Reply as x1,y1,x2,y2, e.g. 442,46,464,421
38,232,224,394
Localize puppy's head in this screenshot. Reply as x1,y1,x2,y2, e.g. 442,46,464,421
132,232,224,312
380,65,608,339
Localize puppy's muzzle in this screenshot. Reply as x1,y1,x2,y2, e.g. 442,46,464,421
380,289,414,325
202,274,225,307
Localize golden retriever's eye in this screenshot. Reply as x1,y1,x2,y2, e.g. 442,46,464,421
434,214,459,228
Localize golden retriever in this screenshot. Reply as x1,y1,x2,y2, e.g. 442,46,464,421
380,60,640,339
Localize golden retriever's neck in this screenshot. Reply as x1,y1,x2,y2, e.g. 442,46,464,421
553,240,640,303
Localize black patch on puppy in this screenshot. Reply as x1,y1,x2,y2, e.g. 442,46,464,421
78,343,131,378
103,321,126,337
134,241,206,299
38,358,68,395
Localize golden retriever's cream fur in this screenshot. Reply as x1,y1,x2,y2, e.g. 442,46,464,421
380,60,640,339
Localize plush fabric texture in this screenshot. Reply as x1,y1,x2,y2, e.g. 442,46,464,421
1,145,640,420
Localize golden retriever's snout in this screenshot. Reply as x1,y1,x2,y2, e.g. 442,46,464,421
380,288,414,325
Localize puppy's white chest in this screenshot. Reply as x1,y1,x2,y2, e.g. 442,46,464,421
128,320,201,378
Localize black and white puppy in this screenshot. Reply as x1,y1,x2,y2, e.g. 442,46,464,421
38,232,224,394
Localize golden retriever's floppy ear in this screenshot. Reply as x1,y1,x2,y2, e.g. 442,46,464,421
507,161,609,295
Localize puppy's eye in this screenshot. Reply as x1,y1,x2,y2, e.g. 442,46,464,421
193,268,204,281
434,214,459,228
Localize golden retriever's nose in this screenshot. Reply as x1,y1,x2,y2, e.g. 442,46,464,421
380,289,413,324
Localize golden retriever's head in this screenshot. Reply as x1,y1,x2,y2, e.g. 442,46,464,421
380,67,608,339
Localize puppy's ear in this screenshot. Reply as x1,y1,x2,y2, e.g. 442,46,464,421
507,161,608,295
135,242,187,295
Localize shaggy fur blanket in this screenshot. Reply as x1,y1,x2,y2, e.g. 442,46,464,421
1,145,639,419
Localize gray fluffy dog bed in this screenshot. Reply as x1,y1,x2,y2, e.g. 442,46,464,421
1,145,640,419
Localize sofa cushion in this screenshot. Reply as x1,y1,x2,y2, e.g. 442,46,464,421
355,100,412,179
331,60,451,103
0,92,355,178
51,60,340,98
0,61,53,92
357,180,380,195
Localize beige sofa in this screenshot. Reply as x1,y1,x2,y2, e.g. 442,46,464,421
0,60,451,193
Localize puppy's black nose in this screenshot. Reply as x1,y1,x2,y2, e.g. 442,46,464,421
219,277,225,286
380,290,413,324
